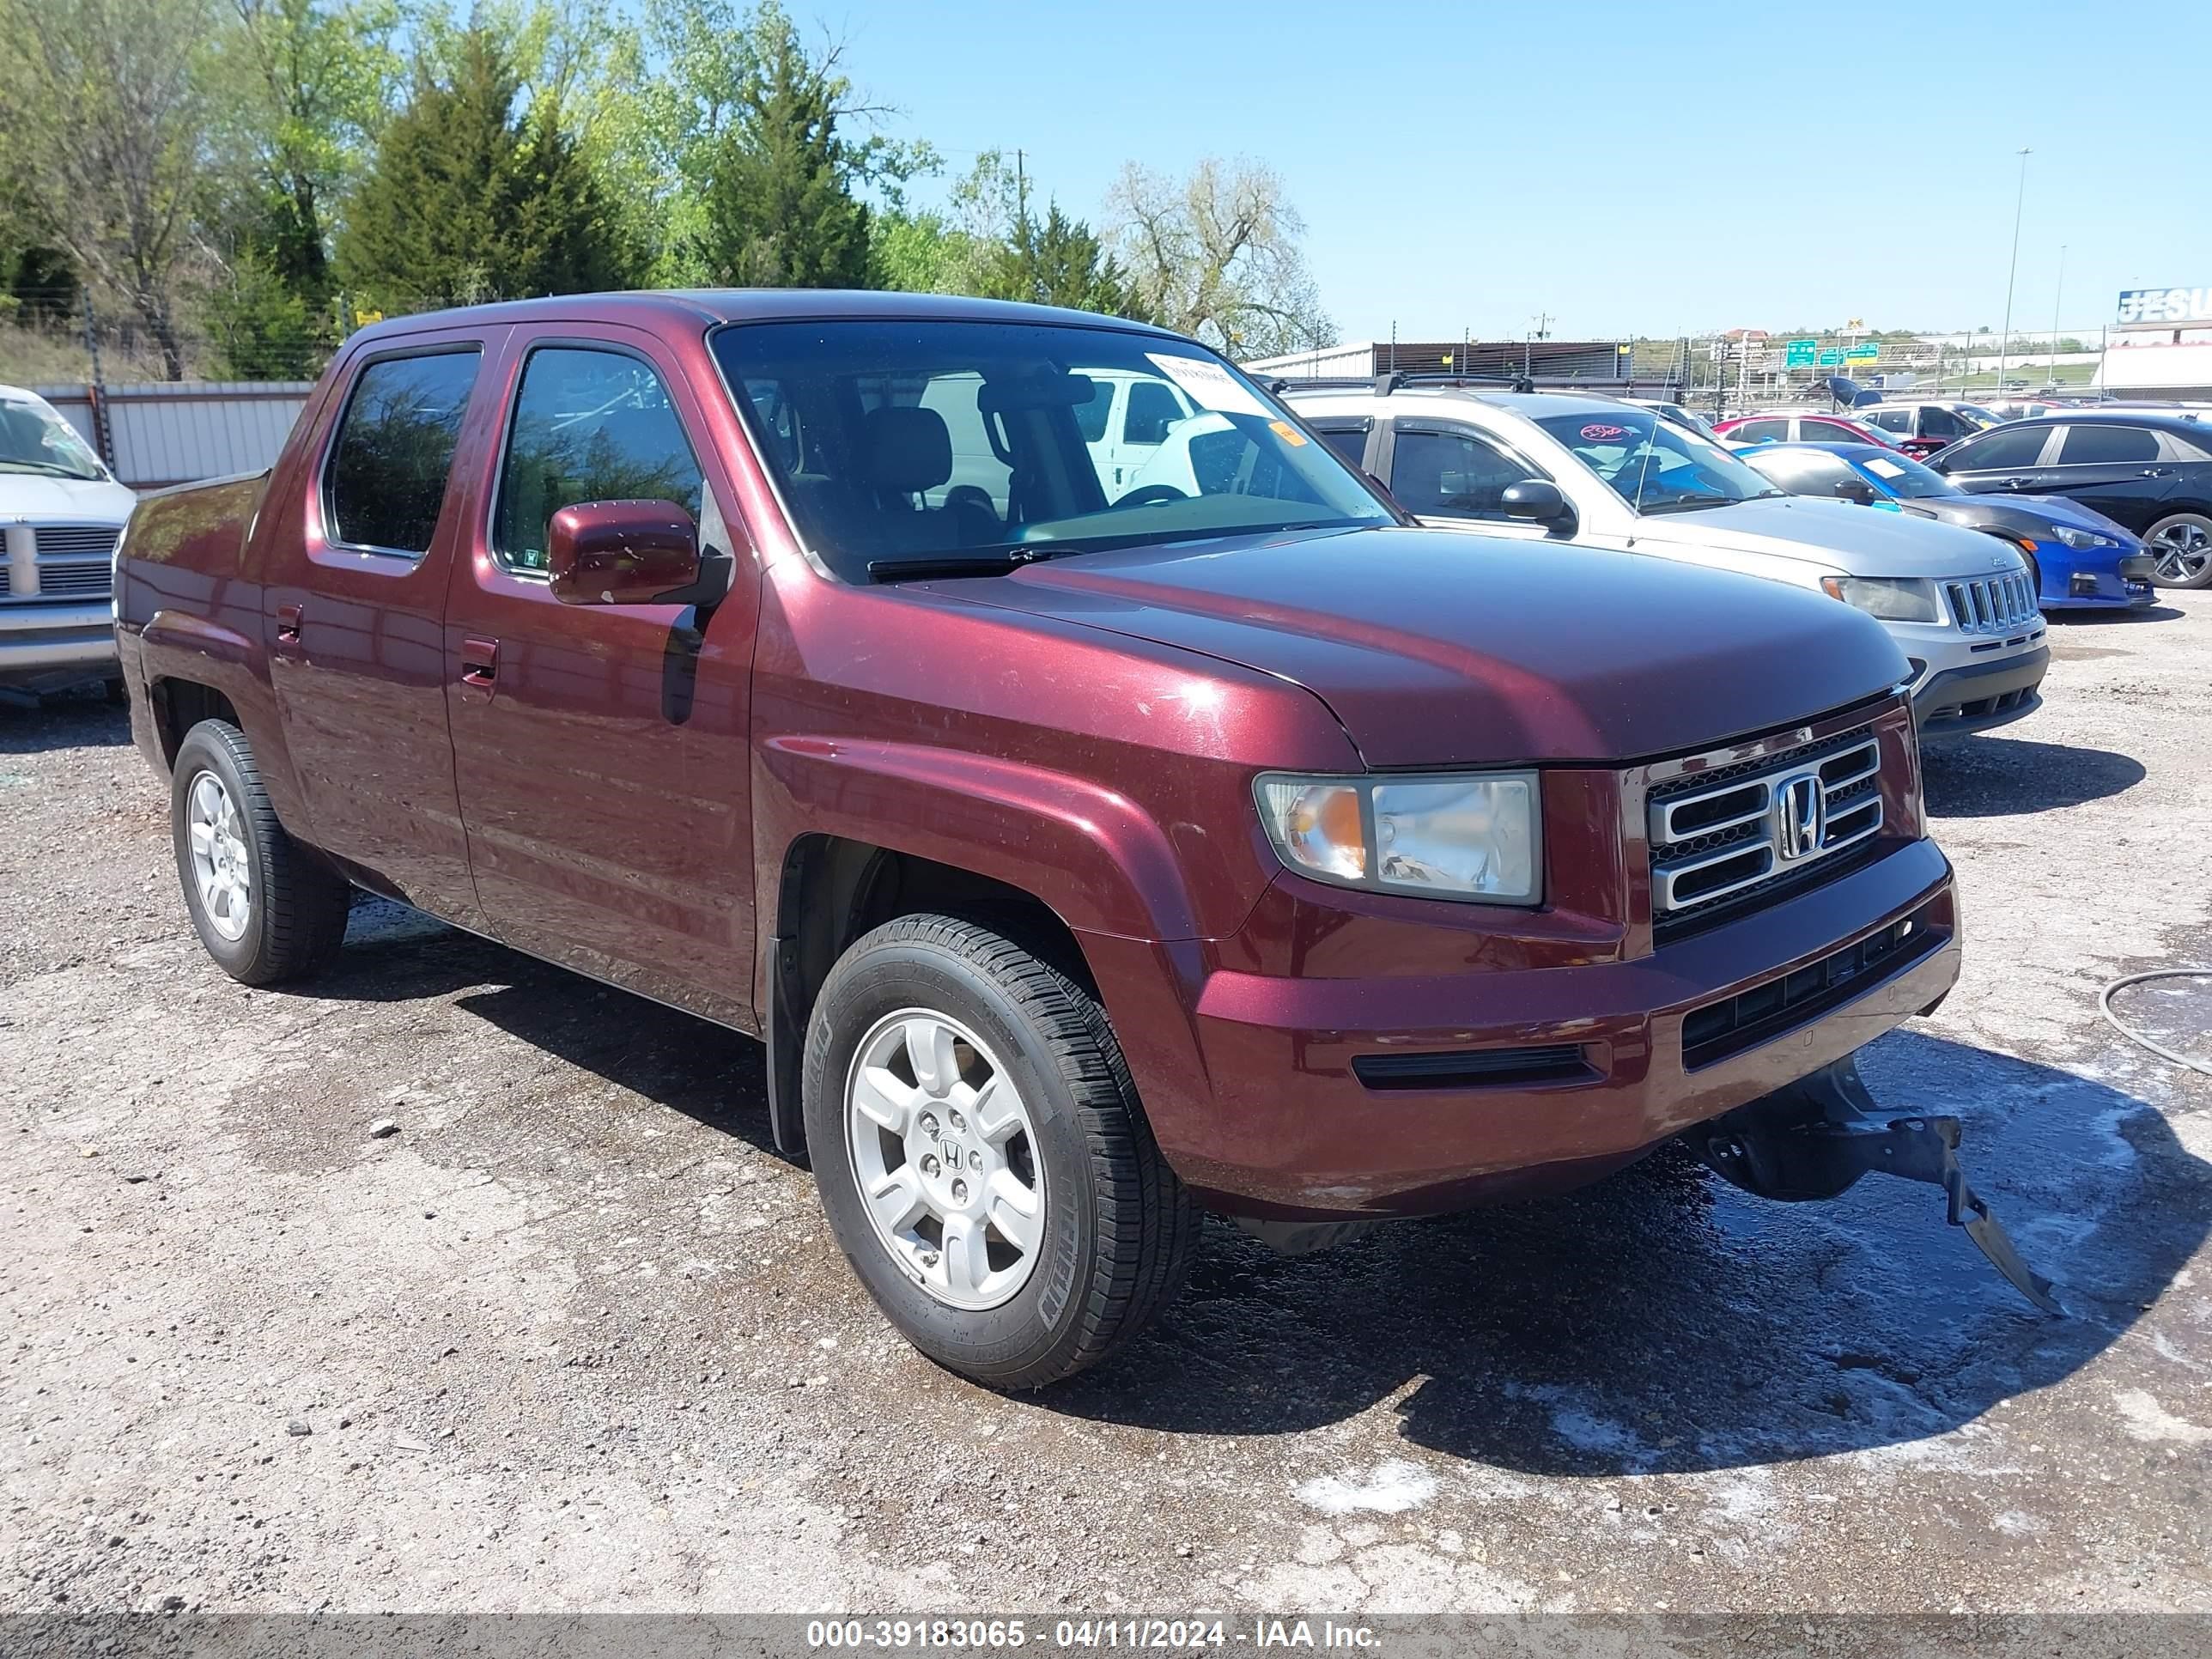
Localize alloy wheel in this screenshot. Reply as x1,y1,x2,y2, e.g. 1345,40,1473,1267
185,770,252,942
2148,519,2211,586
843,1008,1046,1311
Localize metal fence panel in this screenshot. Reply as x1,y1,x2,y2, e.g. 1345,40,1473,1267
31,381,314,491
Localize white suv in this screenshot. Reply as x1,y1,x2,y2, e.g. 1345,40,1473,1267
1269,381,2047,738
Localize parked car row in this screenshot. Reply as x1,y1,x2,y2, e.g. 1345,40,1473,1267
1273,381,2049,738
112,290,2046,1389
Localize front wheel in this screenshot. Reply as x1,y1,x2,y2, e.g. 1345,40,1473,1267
801,914,1195,1389
171,720,351,985
2144,512,2212,588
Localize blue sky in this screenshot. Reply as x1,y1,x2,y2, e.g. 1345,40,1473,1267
800,0,2210,343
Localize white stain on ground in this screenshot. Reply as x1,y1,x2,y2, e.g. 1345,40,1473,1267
2114,1389,2212,1443
1292,1459,1437,1516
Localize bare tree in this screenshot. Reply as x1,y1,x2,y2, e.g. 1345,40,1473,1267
0,0,216,379
1106,157,1333,360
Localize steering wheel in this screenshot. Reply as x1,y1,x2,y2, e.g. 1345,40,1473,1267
1111,484,1190,509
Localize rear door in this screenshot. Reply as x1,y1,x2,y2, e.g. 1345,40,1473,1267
261,327,501,927
2027,423,2182,533
441,325,763,1026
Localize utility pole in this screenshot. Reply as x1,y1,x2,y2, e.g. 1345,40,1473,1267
1996,146,2030,396
2048,243,2067,389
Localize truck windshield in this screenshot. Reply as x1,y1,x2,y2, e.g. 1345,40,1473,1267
1533,409,1784,514
0,398,107,481
710,319,1394,579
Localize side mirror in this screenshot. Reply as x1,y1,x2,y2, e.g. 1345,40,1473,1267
548,500,722,608
1832,477,1879,507
1500,478,1571,526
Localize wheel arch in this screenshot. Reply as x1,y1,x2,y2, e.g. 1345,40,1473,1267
762,833,1104,1160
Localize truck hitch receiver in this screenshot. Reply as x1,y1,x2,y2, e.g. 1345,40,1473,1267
1681,1058,2063,1316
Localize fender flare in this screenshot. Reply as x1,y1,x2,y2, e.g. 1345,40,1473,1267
138,609,311,833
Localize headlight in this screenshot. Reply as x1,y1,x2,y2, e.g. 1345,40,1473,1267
1819,574,1945,623
2051,525,2120,550
1255,771,1541,904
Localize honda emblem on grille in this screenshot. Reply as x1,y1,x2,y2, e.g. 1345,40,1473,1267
1773,770,1825,861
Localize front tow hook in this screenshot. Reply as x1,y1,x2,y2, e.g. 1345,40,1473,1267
1680,1057,2063,1316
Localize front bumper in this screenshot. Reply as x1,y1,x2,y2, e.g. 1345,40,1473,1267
2034,546,2158,611
1911,644,2047,738
0,602,118,689
1084,837,1960,1219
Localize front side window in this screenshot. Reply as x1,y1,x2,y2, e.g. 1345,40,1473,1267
1073,377,1115,443
494,348,705,573
1312,423,1370,468
1941,424,2051,471
325,349,481,555
1918,406,1966,440
0,398,106,481
1534,408,1782,514
1801,419,1863,443
2056,423,2159,465
1744,448,1857,495
1121,380,1186,447
1389,428,1537,519
710,319,1393,579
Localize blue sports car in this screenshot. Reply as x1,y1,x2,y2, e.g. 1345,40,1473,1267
1739,441,2157,611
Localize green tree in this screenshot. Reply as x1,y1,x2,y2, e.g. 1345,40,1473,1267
1108,157,1332,358
336,25,638,313
0,0,217,379
213,0,402,317
981,201,1150,319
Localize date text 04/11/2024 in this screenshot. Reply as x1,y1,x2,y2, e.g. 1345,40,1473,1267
804,1619,1382,1650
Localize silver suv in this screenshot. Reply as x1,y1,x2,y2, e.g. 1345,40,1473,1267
1276,381,2047,738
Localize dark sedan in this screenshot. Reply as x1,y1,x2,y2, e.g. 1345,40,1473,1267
1741,442,2157,611
1926,410,2212,588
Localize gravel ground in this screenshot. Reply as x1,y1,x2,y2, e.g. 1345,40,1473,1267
3,595,2209,1619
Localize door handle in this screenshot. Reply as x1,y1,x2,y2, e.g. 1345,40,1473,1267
275,602,303,646
2140,466,2172,477
1999,476,2037,489
459,636,500,702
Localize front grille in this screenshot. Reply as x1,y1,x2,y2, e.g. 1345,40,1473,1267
32,525,120,561
1352,1044,1594,1091
1649,727,1884,937
33,562,112,597
1680,903,1941,1070
1944,570,2037,634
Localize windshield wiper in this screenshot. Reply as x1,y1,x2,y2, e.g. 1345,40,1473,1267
867,549,1061,583
0,459,99,479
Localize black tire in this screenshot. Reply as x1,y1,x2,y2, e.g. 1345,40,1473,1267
802,913,1195,1389
2143,512,2212,588
171,720,351,986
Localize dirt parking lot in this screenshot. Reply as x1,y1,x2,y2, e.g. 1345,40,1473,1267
4,595,2210,1618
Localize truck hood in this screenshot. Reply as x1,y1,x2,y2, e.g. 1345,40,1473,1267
0,473,136,521
1629,495,2027,580
923,526,1905,767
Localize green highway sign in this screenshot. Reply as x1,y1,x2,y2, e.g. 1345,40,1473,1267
1845,343,1881,362
1816,348,1845,367
1784,337,1817,368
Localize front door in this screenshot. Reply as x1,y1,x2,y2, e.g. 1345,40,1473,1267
260,327,502,927
1381,420,1556,540
442,325,762,1028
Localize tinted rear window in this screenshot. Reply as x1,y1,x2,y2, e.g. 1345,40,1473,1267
325,350,481,555
2057,423,2159,465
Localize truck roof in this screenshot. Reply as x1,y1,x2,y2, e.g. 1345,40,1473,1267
345,289,1183,348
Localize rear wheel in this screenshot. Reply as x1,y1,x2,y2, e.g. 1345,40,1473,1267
2145,512,2212,588
802,914,1195,1389
171,720,351,985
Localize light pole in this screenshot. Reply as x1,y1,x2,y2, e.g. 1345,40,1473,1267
1996,146,2031,395
2048,243,2067,389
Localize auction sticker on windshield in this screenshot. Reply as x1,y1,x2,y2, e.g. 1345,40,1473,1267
1580,422,1630,441
1148,353,1270,417
1863,456,1908,477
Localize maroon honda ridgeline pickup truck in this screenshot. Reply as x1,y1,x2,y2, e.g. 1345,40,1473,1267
116,293,1960,1387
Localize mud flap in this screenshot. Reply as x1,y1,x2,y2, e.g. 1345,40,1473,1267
1682,1057,2063,1316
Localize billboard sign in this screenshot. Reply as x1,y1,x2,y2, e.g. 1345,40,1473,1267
2117,286,2212,325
